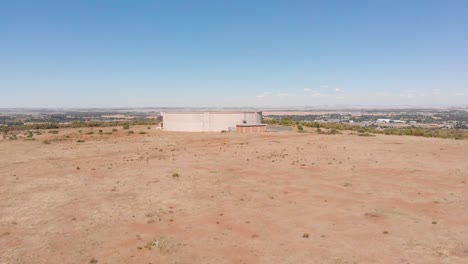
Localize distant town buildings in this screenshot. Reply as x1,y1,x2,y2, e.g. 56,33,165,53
376,119,391,123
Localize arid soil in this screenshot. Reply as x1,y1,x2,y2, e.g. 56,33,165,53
1,126,468,264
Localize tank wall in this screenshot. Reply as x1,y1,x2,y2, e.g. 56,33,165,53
163,113,205,132
209,113,249,131
163,112,262,132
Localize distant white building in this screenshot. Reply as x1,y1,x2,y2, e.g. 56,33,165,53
376,119,391,123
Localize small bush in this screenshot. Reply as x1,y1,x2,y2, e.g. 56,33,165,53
123,124,130,130
85,131,94,135
43,140,51,144
127,130,134,134
172,173,179,178
77,139,85,143
48,130,59,134
357,133,375,137
112,128,118,132
139,131,147,135
297,124,304,132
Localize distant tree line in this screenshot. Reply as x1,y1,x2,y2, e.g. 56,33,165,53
0,118,161,133
264,118,468,140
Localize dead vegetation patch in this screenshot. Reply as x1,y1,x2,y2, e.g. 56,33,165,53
144,237,180,254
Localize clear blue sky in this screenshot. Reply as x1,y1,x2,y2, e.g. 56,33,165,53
1,0,467,107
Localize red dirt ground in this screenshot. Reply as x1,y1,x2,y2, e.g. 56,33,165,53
1,127,468,263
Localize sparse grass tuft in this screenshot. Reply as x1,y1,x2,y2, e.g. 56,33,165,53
42,140,51,144
123,124,130,130
77,139,85,143
172,172,179,178
127,130,134,134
